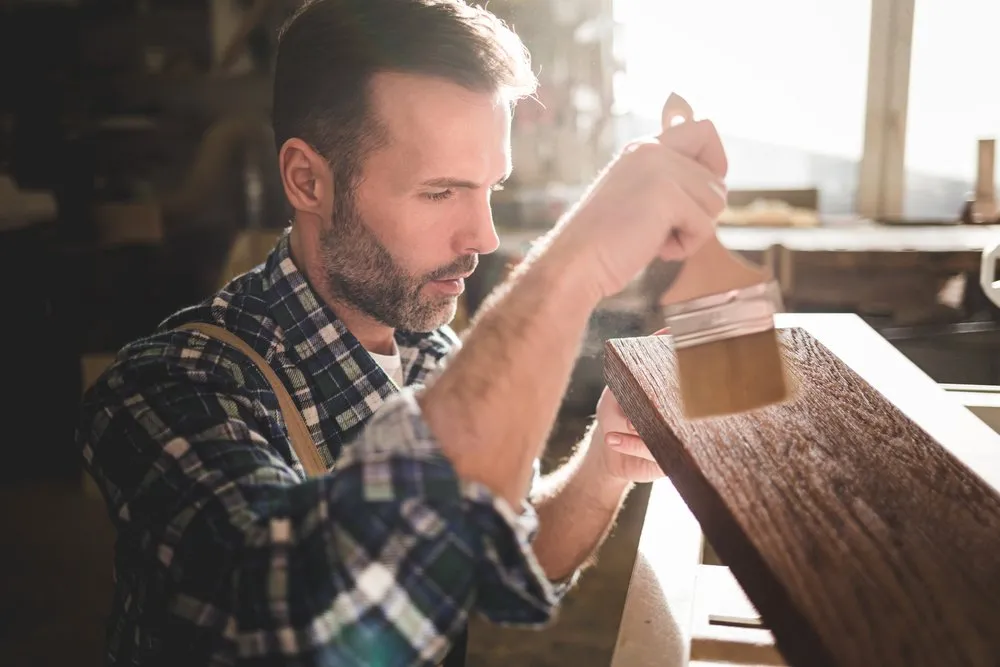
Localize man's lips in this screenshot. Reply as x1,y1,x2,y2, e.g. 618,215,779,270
432,271,474,282
428,272,472,295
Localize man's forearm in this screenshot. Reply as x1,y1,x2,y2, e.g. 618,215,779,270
418,240,599,508
530,426,632,580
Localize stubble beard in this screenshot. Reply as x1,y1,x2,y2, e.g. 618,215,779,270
318,192,476,332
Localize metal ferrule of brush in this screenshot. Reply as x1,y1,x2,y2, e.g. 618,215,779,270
664,280,784,350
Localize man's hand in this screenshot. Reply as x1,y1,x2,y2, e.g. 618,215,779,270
588,327,670,484
591,386,664,484
543,93,728,304
529,327,671,580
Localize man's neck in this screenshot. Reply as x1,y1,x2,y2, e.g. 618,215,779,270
289,223,397,356
332,307,397,356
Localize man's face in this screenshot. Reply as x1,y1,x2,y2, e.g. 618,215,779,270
319,72,512,332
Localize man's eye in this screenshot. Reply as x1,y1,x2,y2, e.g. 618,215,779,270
425,190,454,201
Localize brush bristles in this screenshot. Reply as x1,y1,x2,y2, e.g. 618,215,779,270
675,328,792,419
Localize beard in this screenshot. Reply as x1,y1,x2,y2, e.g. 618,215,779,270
318,192,477,332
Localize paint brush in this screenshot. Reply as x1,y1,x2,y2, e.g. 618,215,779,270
658,94,792,419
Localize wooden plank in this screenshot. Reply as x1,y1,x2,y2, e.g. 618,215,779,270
610,481,702,667
604,315,1000,667
608,315,1000,666
690,564,784,666
942,384,1000,435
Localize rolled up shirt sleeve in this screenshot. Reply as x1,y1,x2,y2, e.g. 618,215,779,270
80,355,564,667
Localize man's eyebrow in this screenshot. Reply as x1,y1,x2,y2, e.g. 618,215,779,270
420,177,480,189
420,173,512,189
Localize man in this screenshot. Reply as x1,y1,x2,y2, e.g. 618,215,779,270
77,1,728,665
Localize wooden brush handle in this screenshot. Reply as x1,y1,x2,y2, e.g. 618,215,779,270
660,234,770,305
657,93,770,306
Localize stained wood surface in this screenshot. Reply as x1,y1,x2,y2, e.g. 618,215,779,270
605,319,1000,667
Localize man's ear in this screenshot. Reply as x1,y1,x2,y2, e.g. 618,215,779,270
278,138,333,219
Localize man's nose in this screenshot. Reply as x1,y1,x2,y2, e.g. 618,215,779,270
459,193,500,256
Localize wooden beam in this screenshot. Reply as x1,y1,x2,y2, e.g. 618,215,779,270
605,317,1000,666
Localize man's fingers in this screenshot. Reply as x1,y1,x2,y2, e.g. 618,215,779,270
651,148,723,262
605,433,656,461
662,151,727,220
656,180,716,262
660,120,729,179
689,118,728,179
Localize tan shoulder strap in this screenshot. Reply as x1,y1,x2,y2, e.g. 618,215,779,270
175,322,328,477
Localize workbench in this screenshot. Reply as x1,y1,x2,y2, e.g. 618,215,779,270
499,220,1000,256
501,219,1000,321
495,221,1000,387
608,313,1000,666
716,220,1000,253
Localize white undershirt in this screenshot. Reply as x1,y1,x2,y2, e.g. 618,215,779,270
369,341,404,388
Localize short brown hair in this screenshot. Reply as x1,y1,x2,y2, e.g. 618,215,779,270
272,0,536,191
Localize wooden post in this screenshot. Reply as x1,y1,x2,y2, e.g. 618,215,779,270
857,0,916,220
970,138,999,223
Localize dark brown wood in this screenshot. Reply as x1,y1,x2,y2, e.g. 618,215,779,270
605,328,1000,667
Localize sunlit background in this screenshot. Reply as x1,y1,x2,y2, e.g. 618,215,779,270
612,0,999,215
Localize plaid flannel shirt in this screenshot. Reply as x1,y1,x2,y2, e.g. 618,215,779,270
77,231,567,667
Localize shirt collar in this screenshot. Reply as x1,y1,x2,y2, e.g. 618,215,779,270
262,230,455,427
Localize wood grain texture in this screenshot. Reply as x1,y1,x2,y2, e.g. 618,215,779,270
605,328,1000,667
